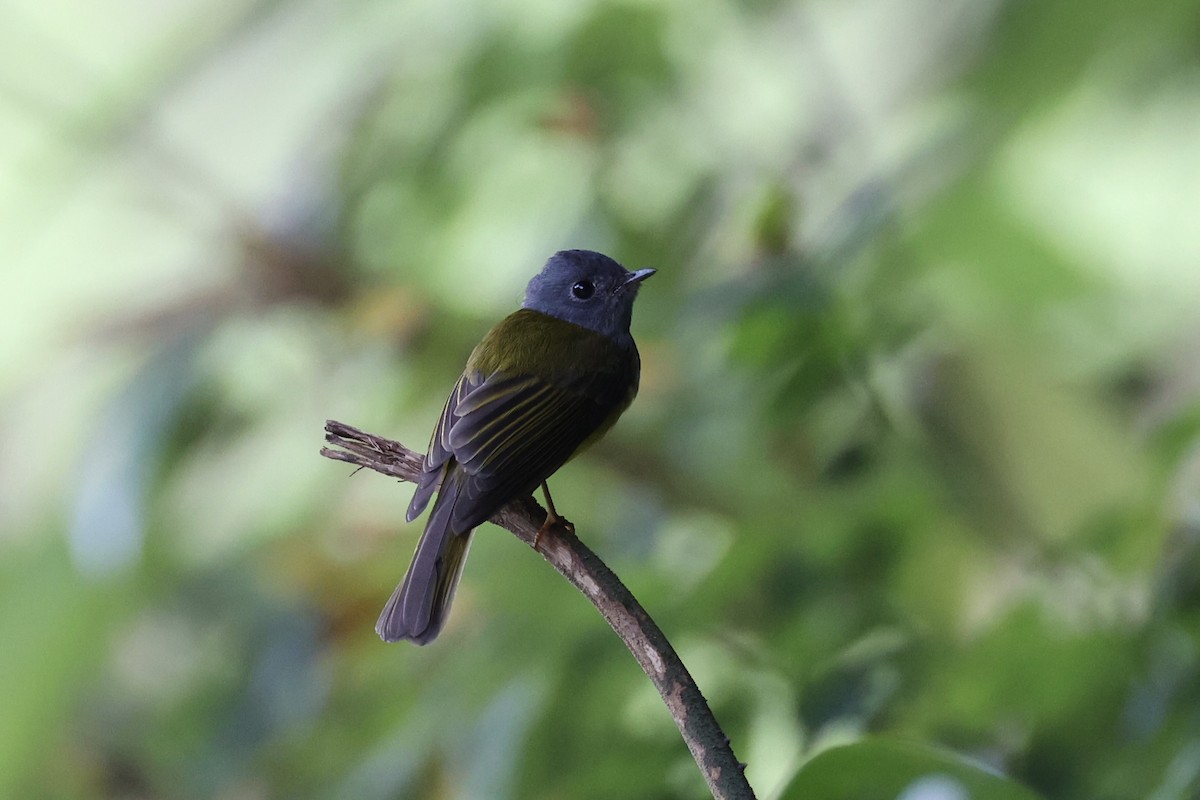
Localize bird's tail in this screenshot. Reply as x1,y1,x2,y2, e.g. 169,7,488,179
375,473,473,644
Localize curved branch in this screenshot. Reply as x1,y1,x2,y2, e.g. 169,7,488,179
321,420,756,800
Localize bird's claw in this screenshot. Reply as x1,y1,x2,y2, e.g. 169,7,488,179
533,511,573,549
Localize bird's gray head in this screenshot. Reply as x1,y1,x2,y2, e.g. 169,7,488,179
522,250,655,344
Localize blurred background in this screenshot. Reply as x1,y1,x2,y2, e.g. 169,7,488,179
3,0,1199,797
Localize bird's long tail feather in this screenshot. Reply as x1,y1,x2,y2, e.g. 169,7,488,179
376,474,473,644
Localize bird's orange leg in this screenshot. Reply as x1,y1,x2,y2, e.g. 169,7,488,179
534,481,574,548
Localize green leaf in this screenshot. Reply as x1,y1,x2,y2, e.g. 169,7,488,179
779,738,1042,800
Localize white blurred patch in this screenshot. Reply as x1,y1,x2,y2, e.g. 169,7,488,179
898,774,970,800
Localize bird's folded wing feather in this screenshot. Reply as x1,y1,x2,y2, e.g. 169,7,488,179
411,370,612,531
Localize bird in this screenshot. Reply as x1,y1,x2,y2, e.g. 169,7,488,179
376,249,655,644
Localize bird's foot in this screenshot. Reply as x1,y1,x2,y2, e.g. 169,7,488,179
534,480,574,548
533,510,574,549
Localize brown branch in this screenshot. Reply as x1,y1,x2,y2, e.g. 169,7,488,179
321,420,756,800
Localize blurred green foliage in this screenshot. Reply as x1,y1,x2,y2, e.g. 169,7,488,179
3,0,1200,798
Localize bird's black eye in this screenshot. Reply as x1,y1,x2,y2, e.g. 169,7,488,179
571,280,595,300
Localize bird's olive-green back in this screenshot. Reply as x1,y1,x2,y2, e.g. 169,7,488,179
467,308,641,435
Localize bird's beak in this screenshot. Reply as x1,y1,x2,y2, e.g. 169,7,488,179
620,268,656,291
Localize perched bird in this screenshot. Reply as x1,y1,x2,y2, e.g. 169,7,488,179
377,250,655,644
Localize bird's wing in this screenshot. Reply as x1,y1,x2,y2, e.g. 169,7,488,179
406,368,613,531
446,370,611,530
405,374,462,521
